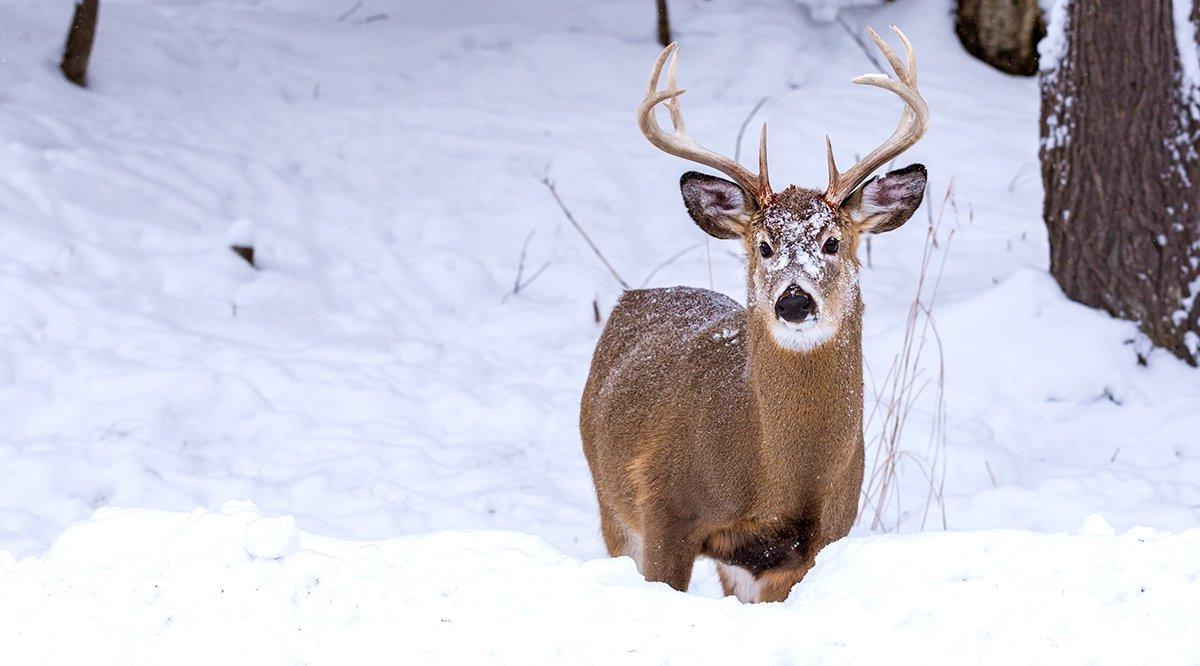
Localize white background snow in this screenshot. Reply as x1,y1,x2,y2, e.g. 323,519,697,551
0,0,1198,662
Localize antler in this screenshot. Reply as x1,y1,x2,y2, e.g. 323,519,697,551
824,26,929,206
637,43,773,203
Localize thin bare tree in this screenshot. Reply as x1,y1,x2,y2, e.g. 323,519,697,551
656,0,671,47
60,0,100,87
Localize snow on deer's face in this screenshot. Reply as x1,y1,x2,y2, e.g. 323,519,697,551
679,167,927,352
749,187,859,352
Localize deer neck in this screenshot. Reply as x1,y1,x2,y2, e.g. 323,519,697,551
744,300,865,505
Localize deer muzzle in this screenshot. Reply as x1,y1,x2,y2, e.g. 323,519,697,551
774,284,816,324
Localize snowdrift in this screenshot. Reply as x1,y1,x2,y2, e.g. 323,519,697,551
2,503,1197,664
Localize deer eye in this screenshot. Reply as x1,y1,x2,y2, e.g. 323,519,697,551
822,237,840,255
758,241,773,258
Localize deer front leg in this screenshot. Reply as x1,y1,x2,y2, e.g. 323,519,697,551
640,519,699,592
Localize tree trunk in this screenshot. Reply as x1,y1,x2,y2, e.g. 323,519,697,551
1040,0,1200,364
656,0,671,48
956,0,1045,76
60,0,100,88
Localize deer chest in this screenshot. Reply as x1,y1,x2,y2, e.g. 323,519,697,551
704,515,818,576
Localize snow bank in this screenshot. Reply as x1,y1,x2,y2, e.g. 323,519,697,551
2,504,1198,664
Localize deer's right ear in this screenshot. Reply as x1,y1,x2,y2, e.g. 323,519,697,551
680,171,756,239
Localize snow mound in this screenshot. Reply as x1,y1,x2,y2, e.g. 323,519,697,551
2,504,1198,664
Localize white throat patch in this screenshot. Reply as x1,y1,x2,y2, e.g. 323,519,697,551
768,316,838,352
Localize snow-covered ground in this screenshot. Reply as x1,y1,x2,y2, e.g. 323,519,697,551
5,503,1199,664
1,0,1198,661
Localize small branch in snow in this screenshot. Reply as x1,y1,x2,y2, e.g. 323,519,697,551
337,1,363,22
541,178,630,290
512,230,534,294
985,461,997,487
231,244,257,269
640,242,703,288
835,14,886,72
505,230,552,301
734,96,769,164
593,296,602,324
527,261,552,284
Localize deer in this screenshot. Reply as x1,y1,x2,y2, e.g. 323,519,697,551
579,27,929,603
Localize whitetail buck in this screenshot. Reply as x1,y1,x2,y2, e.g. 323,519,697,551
580,27,929,603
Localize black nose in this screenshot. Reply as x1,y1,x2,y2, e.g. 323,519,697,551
775,286,815,323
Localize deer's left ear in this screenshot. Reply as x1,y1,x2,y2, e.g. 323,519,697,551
843,164,927,234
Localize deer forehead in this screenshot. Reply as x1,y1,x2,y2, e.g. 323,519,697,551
760,196,838,240
756,193,841,279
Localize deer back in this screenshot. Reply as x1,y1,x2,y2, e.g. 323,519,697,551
581,287,761,523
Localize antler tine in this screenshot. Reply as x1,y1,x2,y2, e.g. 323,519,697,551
664,47,687,134
825,135,839,191
866,26,909,84
823,26,929,206
758,122,771,198
646,41,674,96
891,25,918,81
637,43,772,202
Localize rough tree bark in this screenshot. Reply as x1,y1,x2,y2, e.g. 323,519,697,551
60,0,100,87
956,0,1045,75
1040,0,1200,364
656,0,671,47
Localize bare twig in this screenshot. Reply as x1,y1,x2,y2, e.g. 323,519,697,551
519,262,551,293
859,180,957,533
337,0,363,21
505,230,552,301
733,96,769,164
641,242,703,287
835,14,886,71
512,231,535,294
985,461,998,487
541,178,630,289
